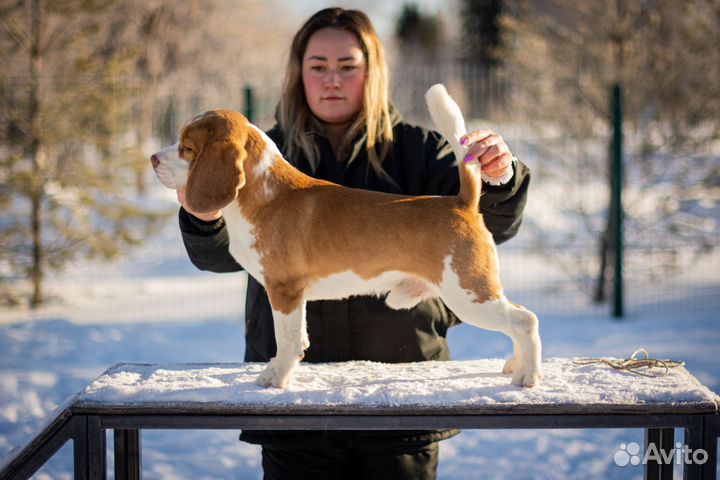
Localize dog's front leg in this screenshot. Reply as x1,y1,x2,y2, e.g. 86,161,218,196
256,285,308,388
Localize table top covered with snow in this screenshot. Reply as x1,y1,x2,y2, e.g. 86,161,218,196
74,359,719,415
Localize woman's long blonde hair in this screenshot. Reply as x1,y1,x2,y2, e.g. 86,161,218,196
278,8,393,176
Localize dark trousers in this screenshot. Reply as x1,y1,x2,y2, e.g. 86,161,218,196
261,441,439,480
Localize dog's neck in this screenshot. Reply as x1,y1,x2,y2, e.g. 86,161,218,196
235,125,319,219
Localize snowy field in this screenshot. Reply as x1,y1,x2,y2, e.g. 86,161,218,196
1,179,718,479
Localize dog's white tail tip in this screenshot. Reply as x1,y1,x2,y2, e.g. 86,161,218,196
425,84,466,146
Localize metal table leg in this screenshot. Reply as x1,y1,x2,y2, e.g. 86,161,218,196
684,416,705,480
646,428,675,480
73,416,106,480
114,429,142,480
701,414,718,480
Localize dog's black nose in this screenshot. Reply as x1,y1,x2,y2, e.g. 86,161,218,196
150,154,159,168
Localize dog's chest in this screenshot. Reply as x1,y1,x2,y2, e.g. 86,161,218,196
221,203,264,282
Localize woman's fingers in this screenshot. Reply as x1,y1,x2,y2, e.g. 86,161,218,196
481,152,513,177
463,136,508,160
462,132,505,163
460,130,513,178
460,130,495,147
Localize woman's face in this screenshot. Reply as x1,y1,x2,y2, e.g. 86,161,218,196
302,28,367,126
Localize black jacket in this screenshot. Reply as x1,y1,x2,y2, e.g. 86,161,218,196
179,118,530,447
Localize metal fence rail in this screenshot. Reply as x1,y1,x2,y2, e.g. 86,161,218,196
2,71,717,315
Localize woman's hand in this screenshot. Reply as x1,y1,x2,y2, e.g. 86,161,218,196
460,130,514,180
176,186,223,222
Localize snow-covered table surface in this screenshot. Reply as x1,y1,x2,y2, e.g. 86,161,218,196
75,359,719,415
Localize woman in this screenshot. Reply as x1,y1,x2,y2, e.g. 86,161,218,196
178,8,530,480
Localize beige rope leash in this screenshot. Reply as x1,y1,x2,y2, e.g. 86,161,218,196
572,348,685,378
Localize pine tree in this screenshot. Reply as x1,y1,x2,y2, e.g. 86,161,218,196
0,0,167,307
395,3,444,61
461,0,504,66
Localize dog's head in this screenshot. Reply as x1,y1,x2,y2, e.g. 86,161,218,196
151,109,248,213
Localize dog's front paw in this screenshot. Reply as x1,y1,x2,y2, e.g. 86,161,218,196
511,367,543,388
256,362,292,389
502,356,521,374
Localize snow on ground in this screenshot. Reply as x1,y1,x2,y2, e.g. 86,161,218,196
1,177,718,479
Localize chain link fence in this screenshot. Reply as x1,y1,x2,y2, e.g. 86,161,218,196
1,66,717,318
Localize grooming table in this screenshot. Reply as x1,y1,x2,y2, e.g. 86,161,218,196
2,359,718,479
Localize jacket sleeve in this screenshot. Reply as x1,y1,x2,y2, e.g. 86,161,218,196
478,161,530,245
422,132,530,245
178,207,243,273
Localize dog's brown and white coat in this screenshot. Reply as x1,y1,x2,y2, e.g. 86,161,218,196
151,85,543,388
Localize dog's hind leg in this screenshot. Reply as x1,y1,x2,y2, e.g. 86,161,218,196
503,302,543,386
437,256,543,387
257,282,308,388
442,291,543,387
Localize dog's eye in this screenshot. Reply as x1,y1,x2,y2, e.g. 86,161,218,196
182,146,193,154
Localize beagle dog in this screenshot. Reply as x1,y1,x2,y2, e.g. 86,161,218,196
151,85,543,388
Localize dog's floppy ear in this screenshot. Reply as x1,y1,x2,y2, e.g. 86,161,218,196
185,139,246,213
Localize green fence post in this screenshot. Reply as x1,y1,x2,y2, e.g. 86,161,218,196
161,97,177,145
244,85,255,123
612,83,624,318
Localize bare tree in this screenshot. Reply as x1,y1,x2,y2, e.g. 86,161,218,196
500,0,719,295
99,0,220,193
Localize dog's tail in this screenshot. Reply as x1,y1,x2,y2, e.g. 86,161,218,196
425,84,480,210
